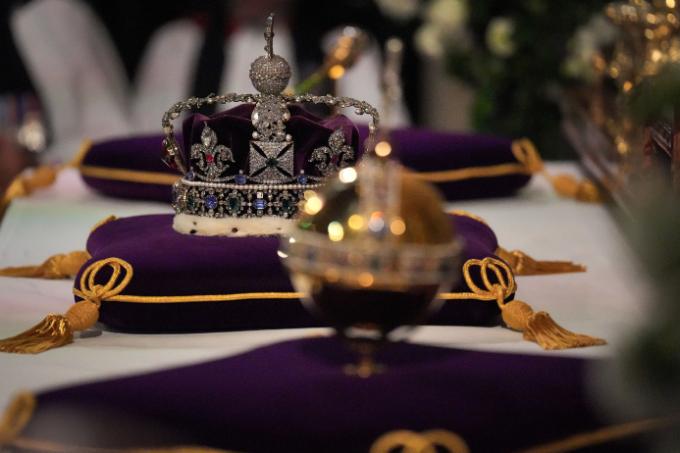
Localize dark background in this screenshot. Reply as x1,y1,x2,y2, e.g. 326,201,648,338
0,0,423,121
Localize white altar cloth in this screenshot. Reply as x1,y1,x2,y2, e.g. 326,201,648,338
0,165,651,409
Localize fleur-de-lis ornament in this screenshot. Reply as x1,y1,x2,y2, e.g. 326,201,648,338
190,124,235,181
309,129,355,176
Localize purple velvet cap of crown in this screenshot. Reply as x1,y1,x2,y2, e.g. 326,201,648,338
19,337,624,452
180,104,361,180
73,213,506,333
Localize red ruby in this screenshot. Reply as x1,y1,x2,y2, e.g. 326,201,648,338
206,154,214,163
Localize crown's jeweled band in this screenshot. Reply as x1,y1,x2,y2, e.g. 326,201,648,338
163,93,379,219
173,178,322,219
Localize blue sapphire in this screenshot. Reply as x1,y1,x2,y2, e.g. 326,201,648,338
205,194,218,210
254,198,267,210
186,170,195,181
235,173,247,185
297,173,308,184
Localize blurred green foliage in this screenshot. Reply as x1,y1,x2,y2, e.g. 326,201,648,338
446,1,609,159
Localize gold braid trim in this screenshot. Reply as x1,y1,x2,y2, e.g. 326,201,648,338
0,253,600,353
0,251,91,279
413,162,530,183
69,139,93,167
511,138,601,203
77,161,528,186
0,392,36,446
0,166,60,218
518,414,680,453
9,437,237,453
71,138,535,187
102,292,304,304
77,165,180,185
369,415,680,453
90,215,118,234
441,257,605,349
495,246,586,276
0,139,91,220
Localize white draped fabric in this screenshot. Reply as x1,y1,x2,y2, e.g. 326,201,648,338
11,0,407,162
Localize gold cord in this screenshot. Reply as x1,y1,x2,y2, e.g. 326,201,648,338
495,246,586,276
0,139,91,221
518,414,680,453
77,165,180,185
90,215,118,233
0,166,59,218
442,257,605,349
0,251,91,279
512,139,601,203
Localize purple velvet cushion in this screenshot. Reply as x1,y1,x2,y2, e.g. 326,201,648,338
358,125,531,200
78,107,531,202
79,134,174,201
17,337,634,452
73,214,506,333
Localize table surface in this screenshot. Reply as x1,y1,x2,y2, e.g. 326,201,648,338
0,165,651,409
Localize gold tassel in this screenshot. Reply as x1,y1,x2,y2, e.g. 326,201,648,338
0,258,133,354
0,392,36,446
501,300,606,350
0,165,60,217
0,215,117,280
0,140,92,219
0,251,91,279
461,258,606,350
512,138,602,203
496,246,586,275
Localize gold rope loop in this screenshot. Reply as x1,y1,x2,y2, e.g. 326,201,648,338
73,258,133,306
461,257,516,305
512,138,544,173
